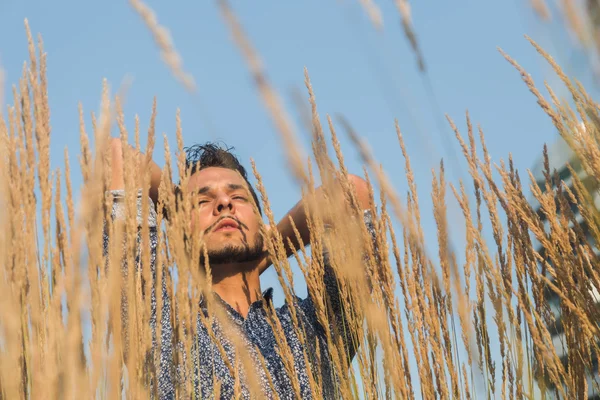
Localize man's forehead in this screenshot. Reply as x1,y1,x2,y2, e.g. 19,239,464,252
187,167,248,192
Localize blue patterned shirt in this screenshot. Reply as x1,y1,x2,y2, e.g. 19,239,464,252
106,190,374,399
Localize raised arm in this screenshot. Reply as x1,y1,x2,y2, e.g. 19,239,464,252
269,174,375,363
259,174,371,275
109,137,163,205
105,138,176,399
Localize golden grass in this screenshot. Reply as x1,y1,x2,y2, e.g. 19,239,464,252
358,0,384,30
129,0,196,92
3,10,600,399
393,0,426,72
531,0,551,21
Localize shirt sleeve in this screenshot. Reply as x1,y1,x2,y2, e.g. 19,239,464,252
103,190,175,399
300,209,376,362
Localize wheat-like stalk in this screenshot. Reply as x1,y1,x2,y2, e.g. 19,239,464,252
129,0,196,92
3,9,600,400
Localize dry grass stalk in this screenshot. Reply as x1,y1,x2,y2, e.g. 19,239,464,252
129,0,196,92
358,0,384,30
218,0,307,184
560,0,589,48
393,0,426,72
531,0,551,21
5,13,600,400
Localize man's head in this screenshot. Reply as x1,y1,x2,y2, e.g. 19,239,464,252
182,143,264,265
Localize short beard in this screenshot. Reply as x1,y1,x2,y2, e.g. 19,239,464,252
201,231,265,265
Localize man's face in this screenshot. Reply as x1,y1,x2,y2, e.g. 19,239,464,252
186,167,264,265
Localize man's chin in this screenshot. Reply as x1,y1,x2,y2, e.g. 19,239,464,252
202,244,264,265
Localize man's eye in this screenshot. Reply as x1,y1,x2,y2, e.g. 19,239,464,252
233,196,247,201
198,200,209,206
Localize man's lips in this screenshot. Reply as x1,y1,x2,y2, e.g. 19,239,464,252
213,218,240,232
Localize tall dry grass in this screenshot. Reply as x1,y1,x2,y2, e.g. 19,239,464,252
2,13,600,400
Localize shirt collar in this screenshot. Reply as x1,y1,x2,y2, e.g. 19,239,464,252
199,287,274,320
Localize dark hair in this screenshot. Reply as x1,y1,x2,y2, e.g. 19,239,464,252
176,142,262,215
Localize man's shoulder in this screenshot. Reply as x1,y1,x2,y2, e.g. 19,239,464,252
273,292,317,322
106,189,157,228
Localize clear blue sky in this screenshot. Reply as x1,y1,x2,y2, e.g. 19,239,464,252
1,1,599,395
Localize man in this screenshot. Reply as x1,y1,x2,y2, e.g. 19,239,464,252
106,138,374,399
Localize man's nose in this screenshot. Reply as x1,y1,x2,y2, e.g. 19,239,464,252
214,195,234,214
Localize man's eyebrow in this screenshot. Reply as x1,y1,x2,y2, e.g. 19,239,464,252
195,186,211,195
228,184,245,191
192,184,245,195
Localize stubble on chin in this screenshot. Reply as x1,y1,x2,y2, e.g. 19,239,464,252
201,231,264,265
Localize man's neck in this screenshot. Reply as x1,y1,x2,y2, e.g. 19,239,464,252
211,262,262,318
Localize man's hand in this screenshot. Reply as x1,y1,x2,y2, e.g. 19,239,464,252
108,138,163,206
258,174,371,275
